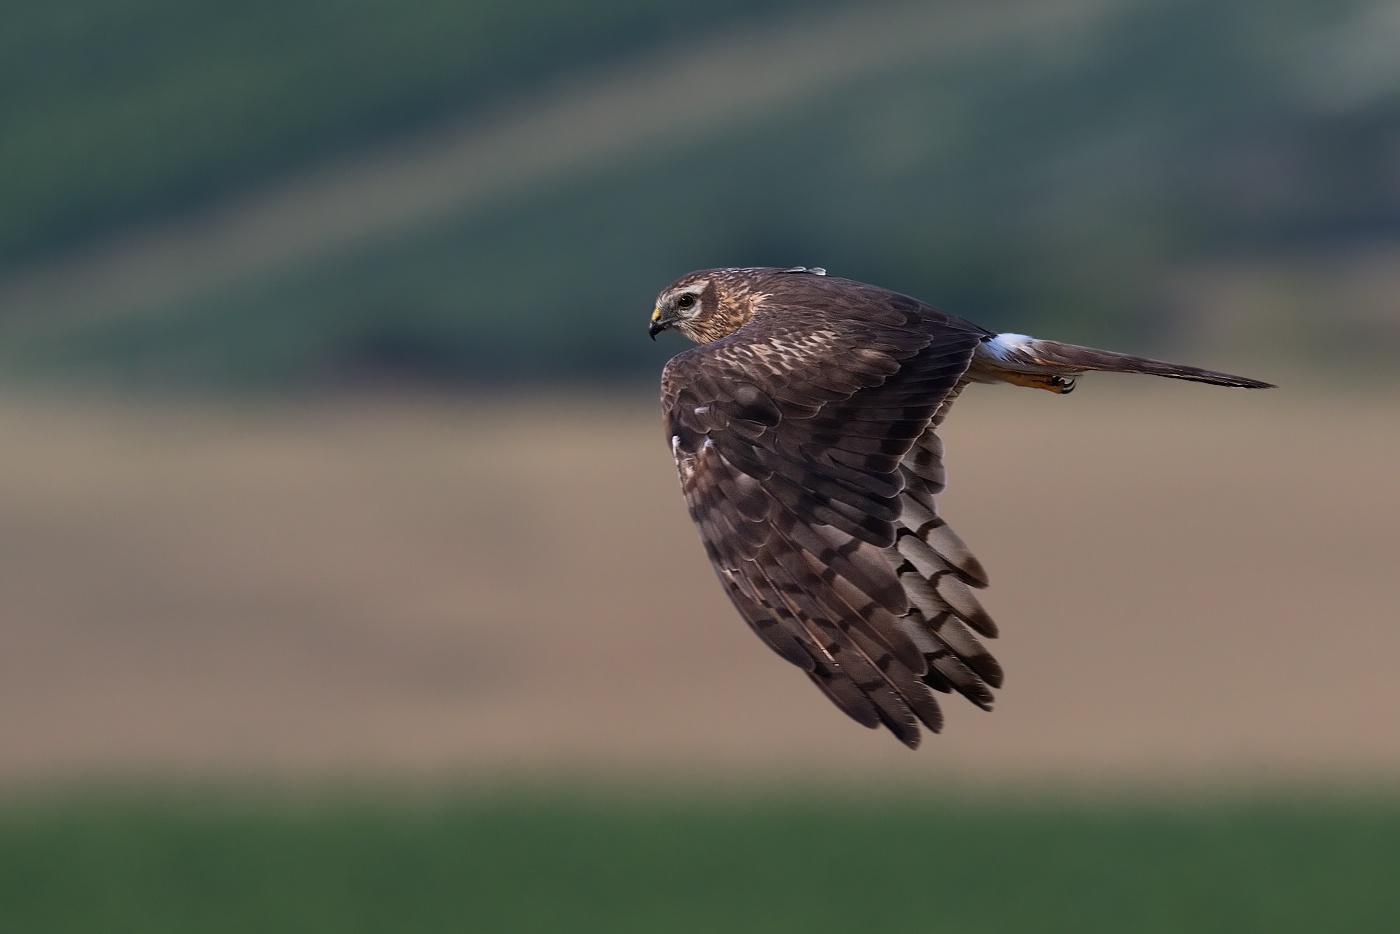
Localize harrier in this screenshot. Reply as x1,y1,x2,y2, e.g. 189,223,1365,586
650,266,1272,748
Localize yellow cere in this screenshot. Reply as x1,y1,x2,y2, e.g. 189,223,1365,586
651,307,662,323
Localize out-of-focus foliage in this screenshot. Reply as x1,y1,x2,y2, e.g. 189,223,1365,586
3,0,1399,388
2,793,1398,933
0,0,838,267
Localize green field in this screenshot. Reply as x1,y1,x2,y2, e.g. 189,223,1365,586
2,791,1397,933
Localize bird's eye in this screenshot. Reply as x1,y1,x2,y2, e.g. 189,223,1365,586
676,293,696,310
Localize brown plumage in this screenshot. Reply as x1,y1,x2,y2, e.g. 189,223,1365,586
651,266,1272,748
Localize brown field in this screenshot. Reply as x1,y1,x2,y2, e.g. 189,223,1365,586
1,382,1397,789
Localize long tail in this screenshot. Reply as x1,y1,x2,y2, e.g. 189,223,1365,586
971,333,1275,393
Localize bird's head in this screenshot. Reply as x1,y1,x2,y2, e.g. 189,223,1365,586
649,269,761,344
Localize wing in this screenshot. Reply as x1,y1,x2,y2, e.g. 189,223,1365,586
889,390,1004,716
661,281,998,747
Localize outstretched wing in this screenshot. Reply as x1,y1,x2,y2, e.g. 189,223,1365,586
889,390,1004,717
661,280,997,747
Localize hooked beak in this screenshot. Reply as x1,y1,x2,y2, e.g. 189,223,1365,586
648,306,673,340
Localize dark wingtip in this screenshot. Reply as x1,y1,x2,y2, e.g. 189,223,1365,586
894,726,922,750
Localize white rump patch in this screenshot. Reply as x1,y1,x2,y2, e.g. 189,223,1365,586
979,332,1035,364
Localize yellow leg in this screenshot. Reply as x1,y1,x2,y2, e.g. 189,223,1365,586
995,371,1077,394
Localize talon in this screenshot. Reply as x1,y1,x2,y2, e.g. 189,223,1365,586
993,371,1077,394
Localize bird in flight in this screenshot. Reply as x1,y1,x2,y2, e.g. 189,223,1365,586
650,266,1272,748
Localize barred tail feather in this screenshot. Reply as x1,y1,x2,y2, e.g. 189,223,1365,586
1026,339,1276,388
975,333,1275,390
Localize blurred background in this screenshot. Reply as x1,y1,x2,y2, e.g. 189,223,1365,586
2,0,1399,930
